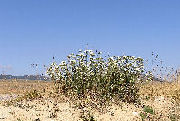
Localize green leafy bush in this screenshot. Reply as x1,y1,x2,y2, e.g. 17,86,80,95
47,49,152,104
143,106,154,115
140,105,155,120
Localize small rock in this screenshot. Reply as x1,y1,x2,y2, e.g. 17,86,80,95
35,118,40,121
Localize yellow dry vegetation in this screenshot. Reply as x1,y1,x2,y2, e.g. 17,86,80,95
0,80,180,121
139,81,180,103
0,79,52,94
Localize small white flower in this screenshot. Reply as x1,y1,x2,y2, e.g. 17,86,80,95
78,52,85,57
60,61,66,66
132,112,138,116
90,51,95,56
78,49,82,52
70,60,76,64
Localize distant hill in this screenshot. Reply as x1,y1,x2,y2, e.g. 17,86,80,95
0,74,50,81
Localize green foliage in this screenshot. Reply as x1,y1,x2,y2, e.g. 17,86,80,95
140,112,147,121
47,49,153,104
143,106,154,115
140,106,155,121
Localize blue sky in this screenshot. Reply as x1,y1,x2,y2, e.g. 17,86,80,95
0,0,180,75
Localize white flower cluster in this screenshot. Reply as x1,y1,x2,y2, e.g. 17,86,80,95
46,49,155,103
47,49,152,83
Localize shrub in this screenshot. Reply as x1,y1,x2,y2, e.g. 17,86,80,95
143,106,154,115
140,105,155,121
47,49,152,104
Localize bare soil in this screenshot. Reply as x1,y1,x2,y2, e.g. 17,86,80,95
0,80,179,121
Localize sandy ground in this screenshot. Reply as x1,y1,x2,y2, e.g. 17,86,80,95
0,96,142,121
0,80,179,121
0,94,177,121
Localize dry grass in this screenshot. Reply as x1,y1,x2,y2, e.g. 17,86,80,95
0,80,180,121
0,79,53,94
139,81,180,103
139,81,180,121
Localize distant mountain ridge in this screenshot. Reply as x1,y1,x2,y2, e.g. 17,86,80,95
0,74,50,81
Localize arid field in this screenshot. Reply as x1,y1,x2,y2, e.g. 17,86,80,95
0,80,180,121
